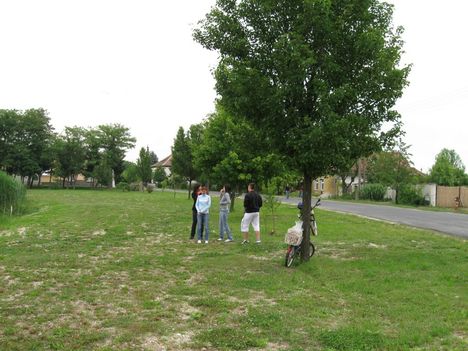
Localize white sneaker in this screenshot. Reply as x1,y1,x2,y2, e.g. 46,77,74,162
217,238,223,241
197,240,201,244
256,240,261,244
205,240,209,244
225,238,233,242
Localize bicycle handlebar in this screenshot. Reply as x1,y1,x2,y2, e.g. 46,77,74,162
297,198,321,211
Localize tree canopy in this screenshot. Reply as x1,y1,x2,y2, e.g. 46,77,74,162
192,105,284,192
96,124,136,183
137,147,153,186
367,140,419,203
0,109,54,186
171,126,198,198
429,148,467,186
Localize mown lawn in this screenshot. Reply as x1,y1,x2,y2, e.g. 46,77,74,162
0,189,466,351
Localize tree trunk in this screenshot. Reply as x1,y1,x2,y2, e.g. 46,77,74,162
230,191,236,212
355,159,362,200
341,175,347,195
301,173,313,261
188,178,192,199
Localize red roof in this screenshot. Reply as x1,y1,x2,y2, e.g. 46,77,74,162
153,154,172,168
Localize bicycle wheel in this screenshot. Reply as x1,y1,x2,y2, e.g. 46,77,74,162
285,246,296,267
311,219,318,236
309,241,315,257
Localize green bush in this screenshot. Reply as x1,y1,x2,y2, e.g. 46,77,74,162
399,185,426,206
361,183,387,201
129,182,141,191
0,171,27,215
117,181,130,192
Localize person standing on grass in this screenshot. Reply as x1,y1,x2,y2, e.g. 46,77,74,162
241,183,263,244
218,185,233,242
190,184,201,240
196,186,211,244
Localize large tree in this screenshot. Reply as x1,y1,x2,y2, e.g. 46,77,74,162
53,127,87,188
429,149,467,186
195,0,410,260
82,128,102,187
367,140,418,203
0,109,54,186
96,124,136,185
137,146,153,186
4,110,55,185
171,127,199,198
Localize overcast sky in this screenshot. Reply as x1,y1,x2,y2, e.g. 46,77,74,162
1,0,467,173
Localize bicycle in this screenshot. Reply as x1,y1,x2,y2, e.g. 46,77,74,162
284,198,320,267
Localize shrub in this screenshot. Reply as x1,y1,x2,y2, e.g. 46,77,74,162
0,171,27,215
361,183,386,201
398,185,426,206
129,182,141,191
146,184,155,193
117,181,130,191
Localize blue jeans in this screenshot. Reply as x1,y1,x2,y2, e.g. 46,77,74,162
197,213,210,241
219,210,232,240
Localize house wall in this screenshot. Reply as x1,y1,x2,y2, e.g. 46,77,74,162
385,187,396,201
422,183,437,207
313,176,338,198
40,174,86,183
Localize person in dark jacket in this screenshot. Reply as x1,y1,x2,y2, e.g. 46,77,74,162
241,183,263,244
190,184,201,240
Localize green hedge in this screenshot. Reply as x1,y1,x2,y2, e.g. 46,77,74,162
399,185,426,206
0,171,27,215
361,183,387,201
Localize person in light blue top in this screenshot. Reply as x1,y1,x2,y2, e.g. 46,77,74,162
218,185,233,242
195,186,211,243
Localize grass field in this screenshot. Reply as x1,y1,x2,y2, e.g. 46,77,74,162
0,189,467,350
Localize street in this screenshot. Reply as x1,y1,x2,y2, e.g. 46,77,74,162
281,197,468,239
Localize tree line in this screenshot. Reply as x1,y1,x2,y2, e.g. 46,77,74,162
0,109,138,188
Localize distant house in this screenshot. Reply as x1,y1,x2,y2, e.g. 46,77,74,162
313,176,340,198
152,154,172,177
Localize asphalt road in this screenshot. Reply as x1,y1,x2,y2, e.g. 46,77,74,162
281,197,468,239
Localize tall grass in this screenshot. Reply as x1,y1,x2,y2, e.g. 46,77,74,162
0,171,26,215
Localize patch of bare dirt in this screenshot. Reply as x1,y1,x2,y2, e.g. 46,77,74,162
141,335,166,351
91,229,106,236
186,273,205,286
178,301,202,321
163,331,194,349
366,242,387,249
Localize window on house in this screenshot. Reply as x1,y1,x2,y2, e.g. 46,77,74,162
320,179,324,191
